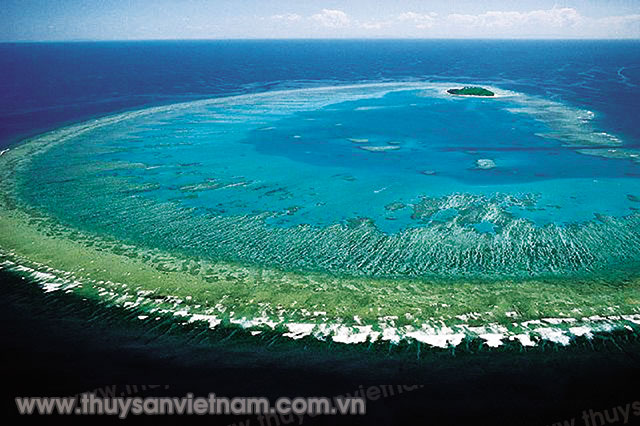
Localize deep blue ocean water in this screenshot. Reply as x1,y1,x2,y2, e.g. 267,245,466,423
1,40,639,148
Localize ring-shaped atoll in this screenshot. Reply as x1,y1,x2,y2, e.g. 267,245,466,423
1,82,639,349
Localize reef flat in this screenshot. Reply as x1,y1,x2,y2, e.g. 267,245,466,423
1,82,639,350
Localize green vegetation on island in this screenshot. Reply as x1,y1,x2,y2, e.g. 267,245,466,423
447,86,495,97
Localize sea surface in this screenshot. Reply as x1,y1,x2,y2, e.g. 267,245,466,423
2,40,639,148
1,40,640,321
2,40,640,424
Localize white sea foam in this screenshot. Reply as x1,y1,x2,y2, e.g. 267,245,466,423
283,323,315,339
332,325,377,344
568,326,593,338
405,328,465,348
188,314,222,329
534,328,571,345
511,334,536,347
479,333,504,347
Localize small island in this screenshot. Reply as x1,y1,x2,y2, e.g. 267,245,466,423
447,86,495,97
